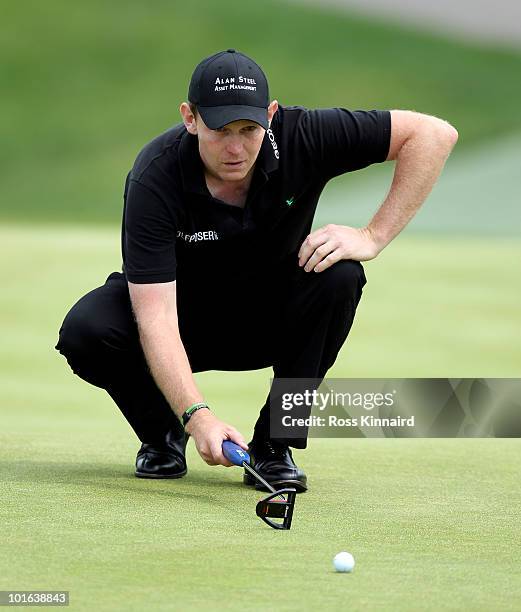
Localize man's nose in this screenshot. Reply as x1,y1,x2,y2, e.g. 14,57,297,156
225,137,243,155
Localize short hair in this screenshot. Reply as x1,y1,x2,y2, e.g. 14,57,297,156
189,102,198,118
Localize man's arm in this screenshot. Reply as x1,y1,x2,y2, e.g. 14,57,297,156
128,280,248,466
298,110,458,271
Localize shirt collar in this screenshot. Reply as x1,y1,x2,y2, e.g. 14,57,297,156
179,127,280,195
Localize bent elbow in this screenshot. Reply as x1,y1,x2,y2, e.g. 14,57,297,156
437,120,459,149
447,124,459,147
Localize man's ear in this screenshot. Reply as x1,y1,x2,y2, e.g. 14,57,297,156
267,100,279,127
180,102,198,135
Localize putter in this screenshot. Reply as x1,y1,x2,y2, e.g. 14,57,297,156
222,440,297,530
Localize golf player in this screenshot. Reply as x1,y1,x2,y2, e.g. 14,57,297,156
55,49,458,492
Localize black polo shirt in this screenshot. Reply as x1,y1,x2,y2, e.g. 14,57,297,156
121,105,391,286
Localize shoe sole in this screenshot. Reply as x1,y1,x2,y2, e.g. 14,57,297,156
135,469,187,479
243,473,308,493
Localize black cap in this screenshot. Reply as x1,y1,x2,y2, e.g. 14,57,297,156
188,49,270,130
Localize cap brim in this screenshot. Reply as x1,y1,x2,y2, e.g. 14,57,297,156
197,105,269,130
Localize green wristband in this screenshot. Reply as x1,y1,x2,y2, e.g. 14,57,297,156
182,403,210,426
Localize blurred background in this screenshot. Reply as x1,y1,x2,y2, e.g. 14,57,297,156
1,0,520,430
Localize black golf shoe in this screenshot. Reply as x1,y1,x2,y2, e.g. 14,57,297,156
135,428,189,479
243,440,307,493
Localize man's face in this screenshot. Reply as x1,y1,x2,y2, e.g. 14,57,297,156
180,100,278,183
196,116,266,182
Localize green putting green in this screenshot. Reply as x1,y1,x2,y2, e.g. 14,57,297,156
2,434,520,611
1,224,520,610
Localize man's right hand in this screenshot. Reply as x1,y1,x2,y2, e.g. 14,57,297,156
185,409,248,467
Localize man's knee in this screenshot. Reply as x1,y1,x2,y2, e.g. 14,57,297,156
55,302,107,363
56,278,136,361
316,260,366,302
55,291,137,389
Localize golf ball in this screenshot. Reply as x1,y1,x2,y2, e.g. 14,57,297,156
333,551,355,573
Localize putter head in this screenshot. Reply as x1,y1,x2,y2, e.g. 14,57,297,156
256,488,297,530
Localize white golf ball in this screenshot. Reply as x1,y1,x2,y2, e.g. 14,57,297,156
333,551,355,573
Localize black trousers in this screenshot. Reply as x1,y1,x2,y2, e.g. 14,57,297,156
55,259,366,449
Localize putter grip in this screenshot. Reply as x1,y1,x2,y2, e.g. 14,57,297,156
222,441,250,466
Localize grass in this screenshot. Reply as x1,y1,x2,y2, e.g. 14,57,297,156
1,224,518,381
2,0,521,224
315,132,521,237
1,223,520,609
2,432,520,611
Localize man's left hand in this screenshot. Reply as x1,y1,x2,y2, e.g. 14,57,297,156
298,225,381,273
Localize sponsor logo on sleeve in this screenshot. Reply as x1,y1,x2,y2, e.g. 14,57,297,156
177,230,220,243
